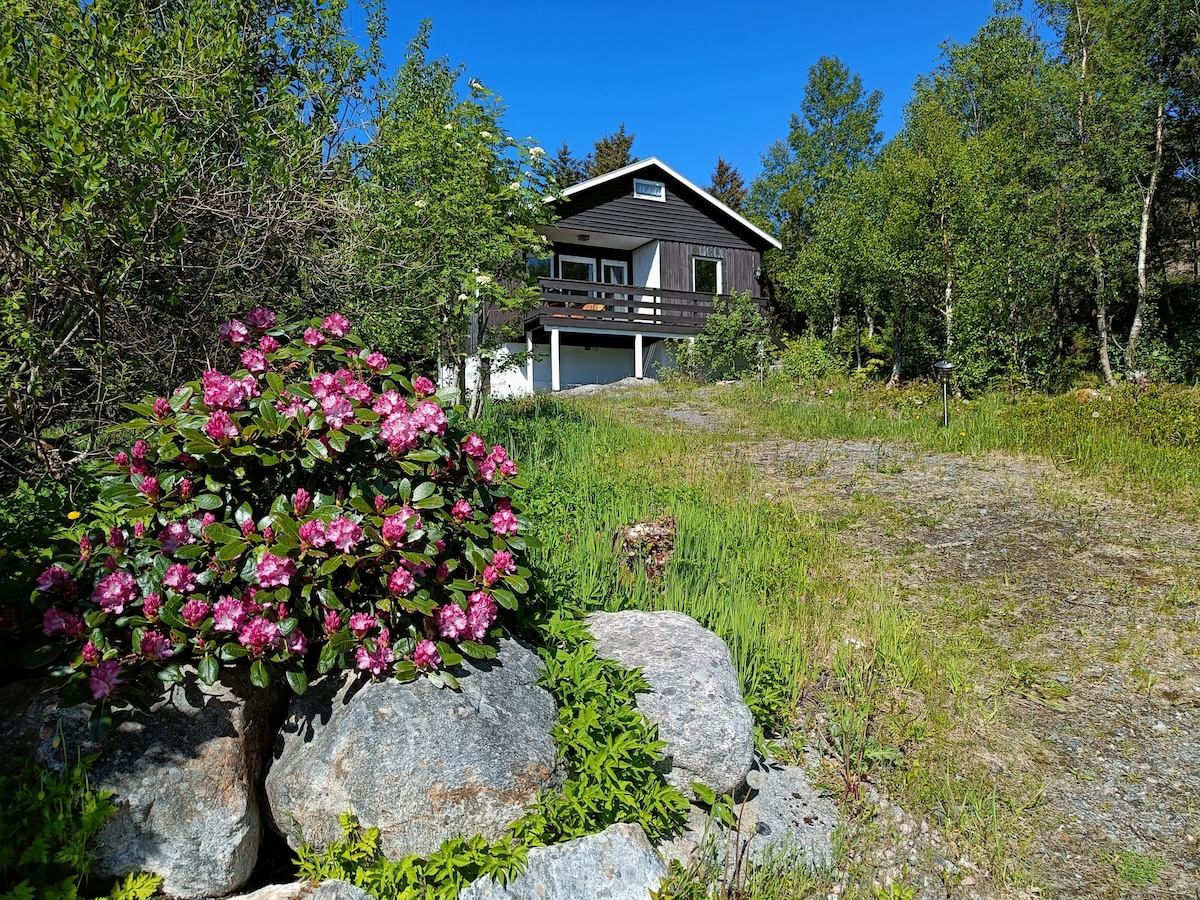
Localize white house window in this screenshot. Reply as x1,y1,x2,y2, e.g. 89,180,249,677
692,257,722,296
633,178,665,202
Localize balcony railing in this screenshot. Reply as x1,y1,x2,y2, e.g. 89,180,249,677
525,277,767,335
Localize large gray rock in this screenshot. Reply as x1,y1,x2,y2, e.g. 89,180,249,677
265,637,559,858
0,672,282,899
221,879,371,900
459,823,667,900
586,610,754,796
734,759,839,868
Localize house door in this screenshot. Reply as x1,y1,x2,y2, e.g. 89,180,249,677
601,259,628,313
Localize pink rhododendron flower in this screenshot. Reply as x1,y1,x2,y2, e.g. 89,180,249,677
374,494,387,513
380,411,418,453
206,410,239,442
372,391,407,416
259,334,280,353
293,488,311,515
387,567,415,595
320,394,354,429
257,552,296,587
181,598,211,627
102,557,118,572
95,571,138,614
325,516,363,552
500,458,518,477
140,630,174,660
286,629,308,656
462,434,486,458
130,457,153,476
492,549,516,575
239,617,281,656
162,563,197,593
81,640,101,665
213,596,248,632
365,351,388,371
132,439,150,459
436,603,467,640
37,565,76,597
113,450,130,468
219,319,249,345
153,397,171,419
381,513,409,544
451,499,472,521
356,629,394,675
241,348,267,373
139,478,161,501
202,369,257,410
43,606,83,637
133,521,146,538
311,371,341,400
413,639,441,671
466,591,498,641
482,565,499,586
245,306,276,330
478,458,496,483
491,507,519,536
303,327,325,347
90,660,122,699
436,562,450,581
323,608,342,635
143,593,163,619
79,535,93,560
411,400,446,436
412,375,436,397
322,313,350,337
299,518,327,548
108,528,126,553
275,393,305,418
348,612,376,638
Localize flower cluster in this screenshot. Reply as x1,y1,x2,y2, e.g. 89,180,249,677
20,312,528,706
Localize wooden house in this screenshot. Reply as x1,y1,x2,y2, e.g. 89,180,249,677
466,157,780,395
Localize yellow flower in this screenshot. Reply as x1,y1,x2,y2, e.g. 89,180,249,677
67,511,81,521
959,431,966,436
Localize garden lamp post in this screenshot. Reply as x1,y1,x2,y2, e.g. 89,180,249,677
934,361,954,427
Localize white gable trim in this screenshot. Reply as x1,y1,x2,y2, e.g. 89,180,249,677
561,157,782,250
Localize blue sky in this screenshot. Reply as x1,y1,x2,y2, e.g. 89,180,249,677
368,2,1000,187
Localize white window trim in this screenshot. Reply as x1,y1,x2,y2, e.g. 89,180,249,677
692,256,723,295
633,178,666,202
559,254,597,298
601,258,629,310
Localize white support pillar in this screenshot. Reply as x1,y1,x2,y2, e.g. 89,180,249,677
550,327,561,392
634,333,644,379
525,331,534,394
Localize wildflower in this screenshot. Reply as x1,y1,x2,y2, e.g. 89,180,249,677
238,617,281,656
142,593,163,619
413,639,441,671
181,598,211,627
412,375,437,397
89,660,123,699
140,630,174,660
257,552,297,588
326,516,363,553
241,348,267,373
213,596,248,632
356,629,394,675
95,571,138,614
436,603,467,640
162,563,197,594
451,499,472,521
348,612,377,638
303,327,325,348
245,306,276,330
387,566,415,596
462,433,486,458
219,319,250,345
153,397,171,419
322,313,351,337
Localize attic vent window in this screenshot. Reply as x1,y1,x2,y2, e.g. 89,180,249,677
633,178,665,202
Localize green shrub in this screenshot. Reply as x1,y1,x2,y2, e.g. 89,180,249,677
665,292,772,383
771,335,843,385
9,310,531,737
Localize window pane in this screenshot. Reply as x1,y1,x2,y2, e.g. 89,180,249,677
561,260,594,281
693,259,718,295
526,256,552,280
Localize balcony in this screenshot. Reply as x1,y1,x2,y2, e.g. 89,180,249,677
523,277,768,338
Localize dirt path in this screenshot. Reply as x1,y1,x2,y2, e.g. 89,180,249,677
655,399,1200,898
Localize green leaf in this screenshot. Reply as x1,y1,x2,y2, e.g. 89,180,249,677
204,522,242,543
318,641,341,674
318,555,343,576
412,480,436,502
285,669,309,695
193,493,224,510
217,539,249,561
157,663,184,684
89,702,113,742
198,655,219,686
413,494,444,510
250,659,269,689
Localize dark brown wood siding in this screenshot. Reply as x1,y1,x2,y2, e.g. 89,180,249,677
659,242,761,295
556,173,763,251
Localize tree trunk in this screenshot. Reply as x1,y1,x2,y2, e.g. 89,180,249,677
887,301,906,388
1127,101,1165,372
1089,235,1116,386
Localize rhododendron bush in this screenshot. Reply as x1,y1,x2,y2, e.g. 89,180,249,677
21,310,530,726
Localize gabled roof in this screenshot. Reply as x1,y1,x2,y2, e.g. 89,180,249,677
560,157,782,250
